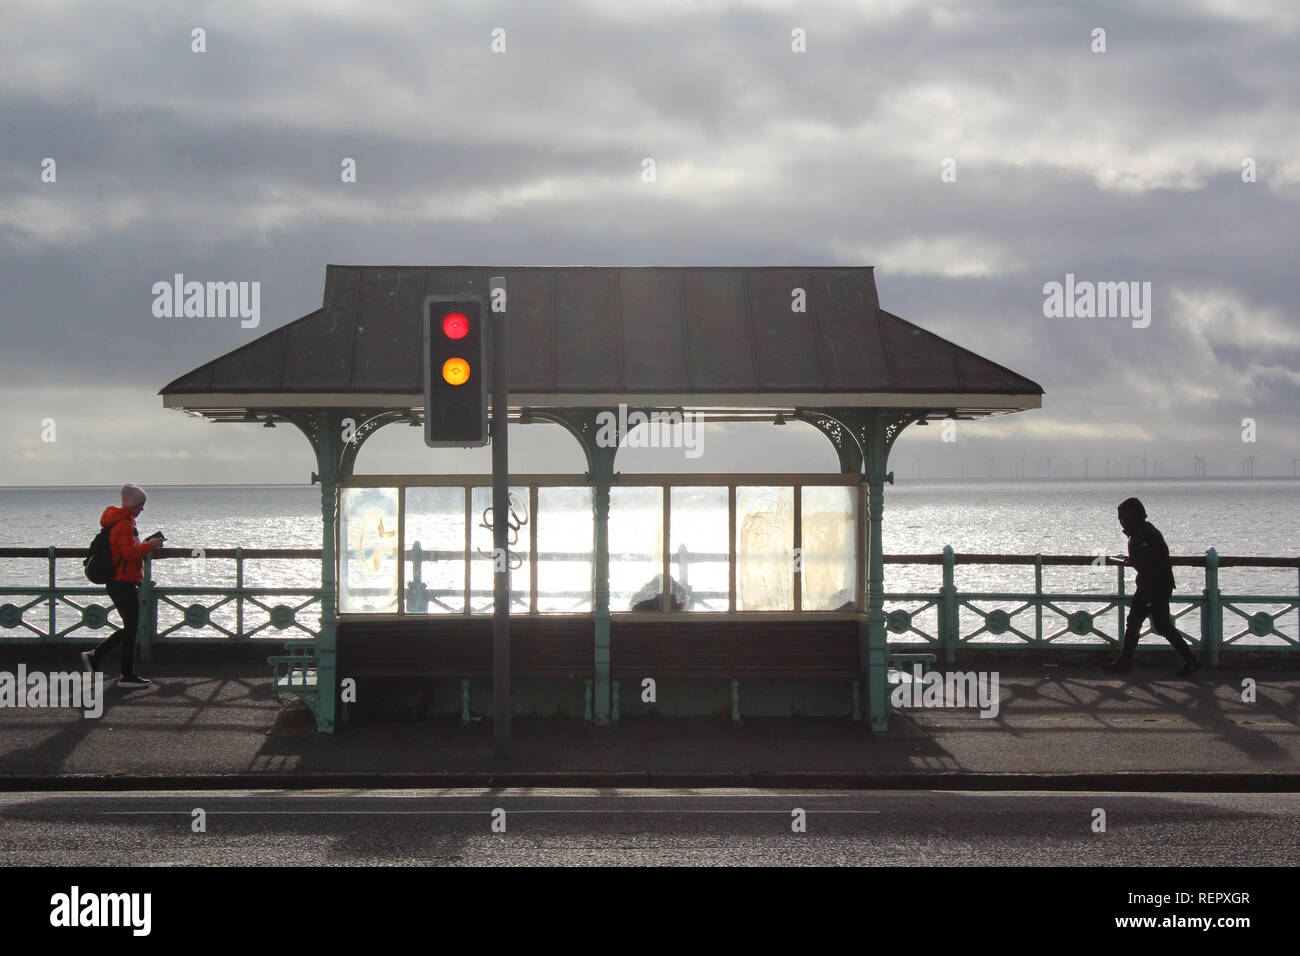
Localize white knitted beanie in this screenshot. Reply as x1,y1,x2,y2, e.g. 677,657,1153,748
121,483,148,508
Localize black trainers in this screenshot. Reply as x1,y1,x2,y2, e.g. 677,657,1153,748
118,675,152,689
1103,658,1132,674
79,651,95,674
1176,659,1201,678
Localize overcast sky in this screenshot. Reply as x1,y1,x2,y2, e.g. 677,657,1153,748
3,0,1298,485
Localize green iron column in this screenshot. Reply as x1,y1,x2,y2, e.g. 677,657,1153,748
801,408,914,728
590,446,616,725
290,408,409,734
863,412,891,732
524,408,624,725
822,407,916,732
313,410,341,735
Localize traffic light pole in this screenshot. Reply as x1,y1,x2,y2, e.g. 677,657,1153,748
490,276,510,757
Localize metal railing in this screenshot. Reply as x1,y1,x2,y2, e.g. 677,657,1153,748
0,547,324,655
881,547,1300,665
1,546,1296,663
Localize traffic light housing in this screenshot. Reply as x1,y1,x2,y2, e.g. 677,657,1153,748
423,294,488,447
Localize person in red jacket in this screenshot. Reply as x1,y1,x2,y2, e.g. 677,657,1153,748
79,484,164,688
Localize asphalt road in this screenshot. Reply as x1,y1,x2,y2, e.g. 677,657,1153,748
2,789,1297,866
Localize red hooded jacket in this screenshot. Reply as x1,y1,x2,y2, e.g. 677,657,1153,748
100,506,160,584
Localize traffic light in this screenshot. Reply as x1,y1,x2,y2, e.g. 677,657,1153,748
423,294,488,447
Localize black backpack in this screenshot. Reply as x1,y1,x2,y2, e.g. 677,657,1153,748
84,519,126,584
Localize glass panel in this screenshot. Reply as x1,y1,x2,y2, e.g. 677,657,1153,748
801,486,857,610
735,486,793,611
339,487,399,613
403,486,466,614
469,486,531,613
537,486,593,612
610,486,664,611
669,487,728,611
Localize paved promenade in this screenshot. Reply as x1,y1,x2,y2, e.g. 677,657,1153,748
2,653,1297,790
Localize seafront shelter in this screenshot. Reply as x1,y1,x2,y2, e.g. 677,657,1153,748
160,265,1043,733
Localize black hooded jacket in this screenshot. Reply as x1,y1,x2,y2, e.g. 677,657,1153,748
1125,520,1177,595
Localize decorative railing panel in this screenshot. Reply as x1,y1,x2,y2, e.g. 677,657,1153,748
0,548,323,650
1,547,1295,662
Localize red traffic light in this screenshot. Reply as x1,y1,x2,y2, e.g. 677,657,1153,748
442,311,470,339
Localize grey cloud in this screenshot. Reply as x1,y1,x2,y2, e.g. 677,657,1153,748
1,0,1297,484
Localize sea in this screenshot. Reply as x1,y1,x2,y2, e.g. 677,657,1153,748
0,480,1296,638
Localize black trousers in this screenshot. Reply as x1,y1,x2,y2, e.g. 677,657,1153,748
1118,588,1197,663
95,581,140,677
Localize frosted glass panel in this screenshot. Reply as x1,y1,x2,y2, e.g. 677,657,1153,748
404,486,465,614
339,487,399,613
469,486,531,613
537,487,593,612
801,486,857,610
669,487,728,611
610,487,664,610
736,486,793,611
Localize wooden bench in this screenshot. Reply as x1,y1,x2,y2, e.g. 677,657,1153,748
610,618,862,721
336,617,594,722
323,616,906,724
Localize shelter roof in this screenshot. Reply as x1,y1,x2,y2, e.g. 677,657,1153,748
161,265,1042,420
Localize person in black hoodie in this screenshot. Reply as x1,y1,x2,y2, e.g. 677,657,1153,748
1104,497,1201,676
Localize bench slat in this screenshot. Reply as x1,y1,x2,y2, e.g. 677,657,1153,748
337,618,861,680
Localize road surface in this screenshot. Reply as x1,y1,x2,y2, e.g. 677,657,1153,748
2,789,1296,866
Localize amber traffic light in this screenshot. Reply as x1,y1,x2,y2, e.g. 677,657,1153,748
423,296,487,447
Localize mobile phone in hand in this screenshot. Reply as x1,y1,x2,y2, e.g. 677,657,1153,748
145,531,166,542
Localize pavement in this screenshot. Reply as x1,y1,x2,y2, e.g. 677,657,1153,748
1,651,1297,791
